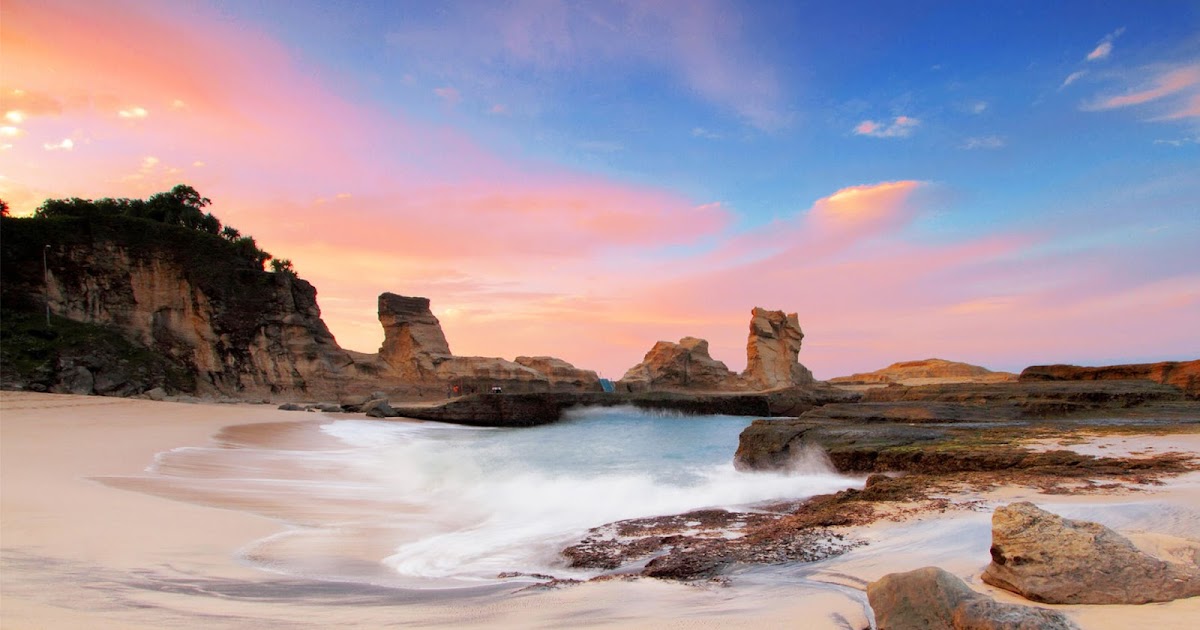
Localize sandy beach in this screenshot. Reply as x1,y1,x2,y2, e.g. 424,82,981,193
3,391,1199,629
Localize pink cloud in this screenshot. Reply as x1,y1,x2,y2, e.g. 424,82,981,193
1088,64,1200,110
433,86,461,106
853,115,920,138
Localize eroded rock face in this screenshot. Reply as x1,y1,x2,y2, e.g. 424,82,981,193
868,566,1077,630
743,308,813,389
981,502,1200,604
617,337,741,392
1020,360,1200,397
377,293,453,379
514,356,602,392
37,241,352,396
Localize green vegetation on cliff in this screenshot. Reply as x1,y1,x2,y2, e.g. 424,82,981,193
0,185,313,395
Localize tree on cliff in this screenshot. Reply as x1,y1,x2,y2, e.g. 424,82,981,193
32,185,274,269
0,199,9,216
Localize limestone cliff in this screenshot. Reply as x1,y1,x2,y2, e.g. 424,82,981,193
616,308,816,393
1,215,353,396
377,293,453,380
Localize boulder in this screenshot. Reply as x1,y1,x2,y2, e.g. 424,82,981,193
145,387,168,401
743,308,814,389
360,398,397,417
617,337,741,392
54,365,94,395
277,403,304,411
377,293,453,380
868,566,1077,630
981,502,1200,604
1020,360,1200,397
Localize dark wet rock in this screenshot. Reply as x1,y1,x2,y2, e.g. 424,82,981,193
868,566,1077,630
277,403,304,411
363,399,398,418
54,365,94,395
981,502,1200,604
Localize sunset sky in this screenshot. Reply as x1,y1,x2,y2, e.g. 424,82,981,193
2,0,1197,379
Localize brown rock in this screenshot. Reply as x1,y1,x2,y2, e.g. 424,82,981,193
617,337,741,392
830,358,1017,385
868,566,1077,630
514,356,602,392
377,293,453,379
743,308,813,389
1020,360,1200,397
981,502,1200,604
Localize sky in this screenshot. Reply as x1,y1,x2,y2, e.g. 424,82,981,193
1,0,1198,379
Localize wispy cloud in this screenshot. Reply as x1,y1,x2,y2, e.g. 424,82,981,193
578,140,624,153
691,127,722,139
962,136,1005,150
118,106,149,119
433,86,460,106
42,138,74,151
1060,70,1087,89
1084,64,1200,119
1086,27,1124,62
853,116,920,138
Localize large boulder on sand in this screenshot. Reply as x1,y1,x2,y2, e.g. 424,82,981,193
981,502,1200,604
868,566,1076,630
617,337,741,392
742,308,813,389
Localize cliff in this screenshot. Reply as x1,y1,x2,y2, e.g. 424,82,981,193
1,214,353,396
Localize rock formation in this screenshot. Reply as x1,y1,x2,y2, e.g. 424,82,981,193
618,337,742,392
868,566,1077,630
743,308,812,389
375,293,601,394
0,222,353,397
981,502,1200,604
1020,360,1200,397
617,307,815,393
830,358,1017,386
377,293,452,380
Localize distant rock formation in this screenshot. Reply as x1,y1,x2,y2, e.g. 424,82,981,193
616,308,815,393
868,566,1077,630
830,358,1016,386
1020,360,1199,397
743,308,813,389
618,337,741,392
982,502,1200,604
376,293,600,394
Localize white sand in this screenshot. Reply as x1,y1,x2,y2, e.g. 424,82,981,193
3,391,1198,628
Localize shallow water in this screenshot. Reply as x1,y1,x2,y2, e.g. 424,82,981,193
130,406,862,590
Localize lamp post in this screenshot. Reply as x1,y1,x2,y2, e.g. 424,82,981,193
43,244,51,327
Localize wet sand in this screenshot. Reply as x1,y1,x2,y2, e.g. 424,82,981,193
3,391,1198,628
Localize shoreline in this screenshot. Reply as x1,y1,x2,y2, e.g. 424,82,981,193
3,391,1199,628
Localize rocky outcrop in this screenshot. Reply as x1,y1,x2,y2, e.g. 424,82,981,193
377,293,452,380
831,358,1017,386
868,566,1077,630
514,356,602,392
981,502,1200,604
375,294,601,394
617,337,741,392
743,308,813,389
616,307,815,393
1020,360,1200,397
